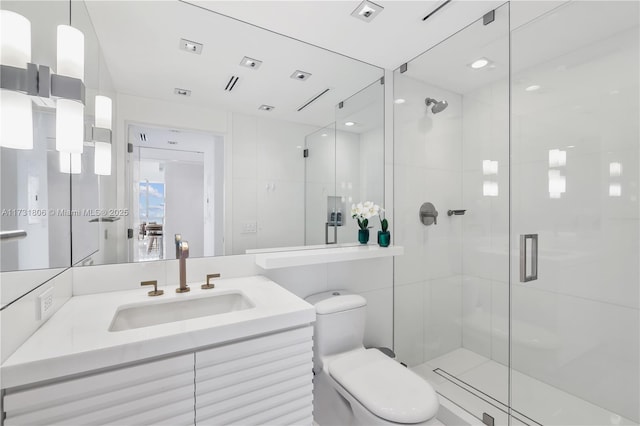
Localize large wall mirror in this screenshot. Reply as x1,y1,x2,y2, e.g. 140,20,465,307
0,0,112,306
86,0,384,265
1,0,384,304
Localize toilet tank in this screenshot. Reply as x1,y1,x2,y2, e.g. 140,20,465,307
305,291,367,366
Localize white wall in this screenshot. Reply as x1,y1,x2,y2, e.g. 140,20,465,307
393,75,463,366
0,269,73,363
231,113,316,254
165,161,204,258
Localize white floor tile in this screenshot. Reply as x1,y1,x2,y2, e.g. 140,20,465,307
427,347,490,376
411,362,448,385
424,349,637,426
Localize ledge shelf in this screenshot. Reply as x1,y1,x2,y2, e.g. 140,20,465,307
254,245,404,269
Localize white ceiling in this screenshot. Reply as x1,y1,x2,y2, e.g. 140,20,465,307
85,1,384,130
190,0,505,70
84,0,510,130
394,1,639,96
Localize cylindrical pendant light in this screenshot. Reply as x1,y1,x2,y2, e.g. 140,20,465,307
0,10,33,150
56,25,84,80
94,95,112,175
56,25,84,154
60,151,81,174
94,95,112,129
56,98,84,153
94,140,111,175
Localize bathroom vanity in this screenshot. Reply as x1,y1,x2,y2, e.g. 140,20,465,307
0,276,315,425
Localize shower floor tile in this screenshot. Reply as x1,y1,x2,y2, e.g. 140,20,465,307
413,349,637,426
426,348,490,376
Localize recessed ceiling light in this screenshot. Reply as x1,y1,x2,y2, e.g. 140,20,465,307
321,133,328,137
291,70,312,81
351,0,383,22
394,98,406,104
525,85,541,92
174,88,191,96
179,38,203,54
259,104,275,111
470,58,490,69
344,121,356,127
240,56,262,69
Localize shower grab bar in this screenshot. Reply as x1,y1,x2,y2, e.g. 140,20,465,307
519,234,538,282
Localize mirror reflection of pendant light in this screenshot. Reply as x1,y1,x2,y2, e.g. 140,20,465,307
93,95,112,175
59,151,81,174
56,25,84,154
0,10,33,150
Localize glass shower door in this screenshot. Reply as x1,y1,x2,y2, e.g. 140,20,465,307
510,2,640,425
393,3,511,424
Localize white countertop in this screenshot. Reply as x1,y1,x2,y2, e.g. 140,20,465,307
1,276,315,389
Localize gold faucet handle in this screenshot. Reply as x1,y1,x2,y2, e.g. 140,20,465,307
201,273,220,290
141,280,164,296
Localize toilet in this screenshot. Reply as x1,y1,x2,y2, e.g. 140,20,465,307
306,290,439,426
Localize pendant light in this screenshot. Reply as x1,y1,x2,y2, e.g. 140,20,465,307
0,10,33,150
55,25,84,154
93,95,112,176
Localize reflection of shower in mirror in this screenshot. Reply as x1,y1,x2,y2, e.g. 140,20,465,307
425,97,448,114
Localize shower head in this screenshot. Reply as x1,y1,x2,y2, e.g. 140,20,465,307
425,97,448,114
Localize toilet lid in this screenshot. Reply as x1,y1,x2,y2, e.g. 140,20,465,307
328,349,438,424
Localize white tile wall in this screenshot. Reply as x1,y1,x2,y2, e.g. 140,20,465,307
425,275,462,361
230,113,316,254
393,75,464,366
394,281,426,366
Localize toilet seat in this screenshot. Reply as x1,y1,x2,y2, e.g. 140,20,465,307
327,349,439,424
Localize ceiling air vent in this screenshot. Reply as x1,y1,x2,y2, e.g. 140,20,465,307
297,88,331,112
225,76,240,91
422,0,451,21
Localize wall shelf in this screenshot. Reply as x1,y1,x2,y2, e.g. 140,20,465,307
254,245,404,269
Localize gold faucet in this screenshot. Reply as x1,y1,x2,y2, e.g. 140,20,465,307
141,280,163,296
176,241,190,293
201,273,220,290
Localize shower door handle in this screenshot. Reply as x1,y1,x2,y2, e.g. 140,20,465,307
519,234,538,282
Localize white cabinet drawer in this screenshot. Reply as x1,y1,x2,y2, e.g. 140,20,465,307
4,353,194,426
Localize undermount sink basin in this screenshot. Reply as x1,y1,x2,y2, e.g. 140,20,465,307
109,291,254,332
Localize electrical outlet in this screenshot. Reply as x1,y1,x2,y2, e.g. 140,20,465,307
37,287,54,320
241,222,257,234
